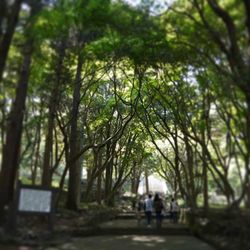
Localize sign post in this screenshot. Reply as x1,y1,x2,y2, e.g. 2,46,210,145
8,182,55,232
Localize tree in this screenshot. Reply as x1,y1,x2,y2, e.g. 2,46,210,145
0,0,42,215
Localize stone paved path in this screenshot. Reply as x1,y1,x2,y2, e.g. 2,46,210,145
56,235,215,250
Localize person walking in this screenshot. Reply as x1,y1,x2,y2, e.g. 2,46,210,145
136,195,144,226
170,198,179,223
144,194,153,227
153,193,164,228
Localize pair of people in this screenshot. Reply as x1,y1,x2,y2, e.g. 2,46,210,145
143,194,164,228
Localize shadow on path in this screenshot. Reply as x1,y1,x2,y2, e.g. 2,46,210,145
71,235,215,250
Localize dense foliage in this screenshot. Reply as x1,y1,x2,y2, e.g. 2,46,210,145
0,0,249,212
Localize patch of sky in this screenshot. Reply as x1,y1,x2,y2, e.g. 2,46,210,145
121,0,174,15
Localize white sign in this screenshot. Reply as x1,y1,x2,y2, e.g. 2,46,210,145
18,188,52,213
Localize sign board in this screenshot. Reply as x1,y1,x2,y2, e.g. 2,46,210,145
18,188,52,213
7,182,56,232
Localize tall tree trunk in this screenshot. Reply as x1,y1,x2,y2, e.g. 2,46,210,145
0,0,7,37
96,147,103,204
41,41,66,187
55,121,70,209
173,125,186,200
202,94,209,211
104,125,115,206
202,150,209,211
97,173,102,204
135,172,141,195
66,52,83,210
32,121,41,185
0,98,7,164
244,97,250,208
0,0,22,83
0,1,41,215
104,143,115,206
245,180,250,208
105,160,114,205
131,160,137,194
184,134,196,210
145,169,149,194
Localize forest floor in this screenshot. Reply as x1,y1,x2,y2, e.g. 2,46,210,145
191,208,250,250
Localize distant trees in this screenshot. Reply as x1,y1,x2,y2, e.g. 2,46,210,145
163,0,250,208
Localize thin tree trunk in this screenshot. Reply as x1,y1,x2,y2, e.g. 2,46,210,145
0,99,6,166
104,126,115,206
97,176,102,204
184,134,196,210
202,151,209,211
55,117,70,209
145,169,149,194
244,97,250,208
131,160,137,194
32,120,41,185
66,52,83,210
29,122,40,185
173,125,186,200
96,145,103,204
41,41,66,187
202,94,209,211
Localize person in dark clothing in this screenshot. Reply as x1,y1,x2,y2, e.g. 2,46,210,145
136,195,144,225
154,193,164,228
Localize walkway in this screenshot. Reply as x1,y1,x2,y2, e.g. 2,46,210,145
0,213,215,250
64,235,214,250
64,213,215,250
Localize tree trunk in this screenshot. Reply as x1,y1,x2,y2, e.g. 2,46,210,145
202,154,209,211
0,0,7,37
29,119,41,185
32,120,41,185
0,98,7,165
173,126,186,200
104,125,115,206
105,159,114,205
0,0,22,83
184,134,197,210
41,41,66,187
245,97,250,208
97,172,102,204
245,181,250,208
96,149,103,204
131,160,137,194
66,52,83,210
145,169,149,194
0,1,43,216
0,1,39,213
55,123,70,209
202,94,209,212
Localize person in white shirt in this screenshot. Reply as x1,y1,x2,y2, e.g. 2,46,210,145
144,194,153,227
170,198,179,223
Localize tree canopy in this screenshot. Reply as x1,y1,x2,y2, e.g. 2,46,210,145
0,0,249,213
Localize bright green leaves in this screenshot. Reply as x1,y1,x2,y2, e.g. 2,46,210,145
84,29,121,59
34,5,73,41
83,1,171,65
